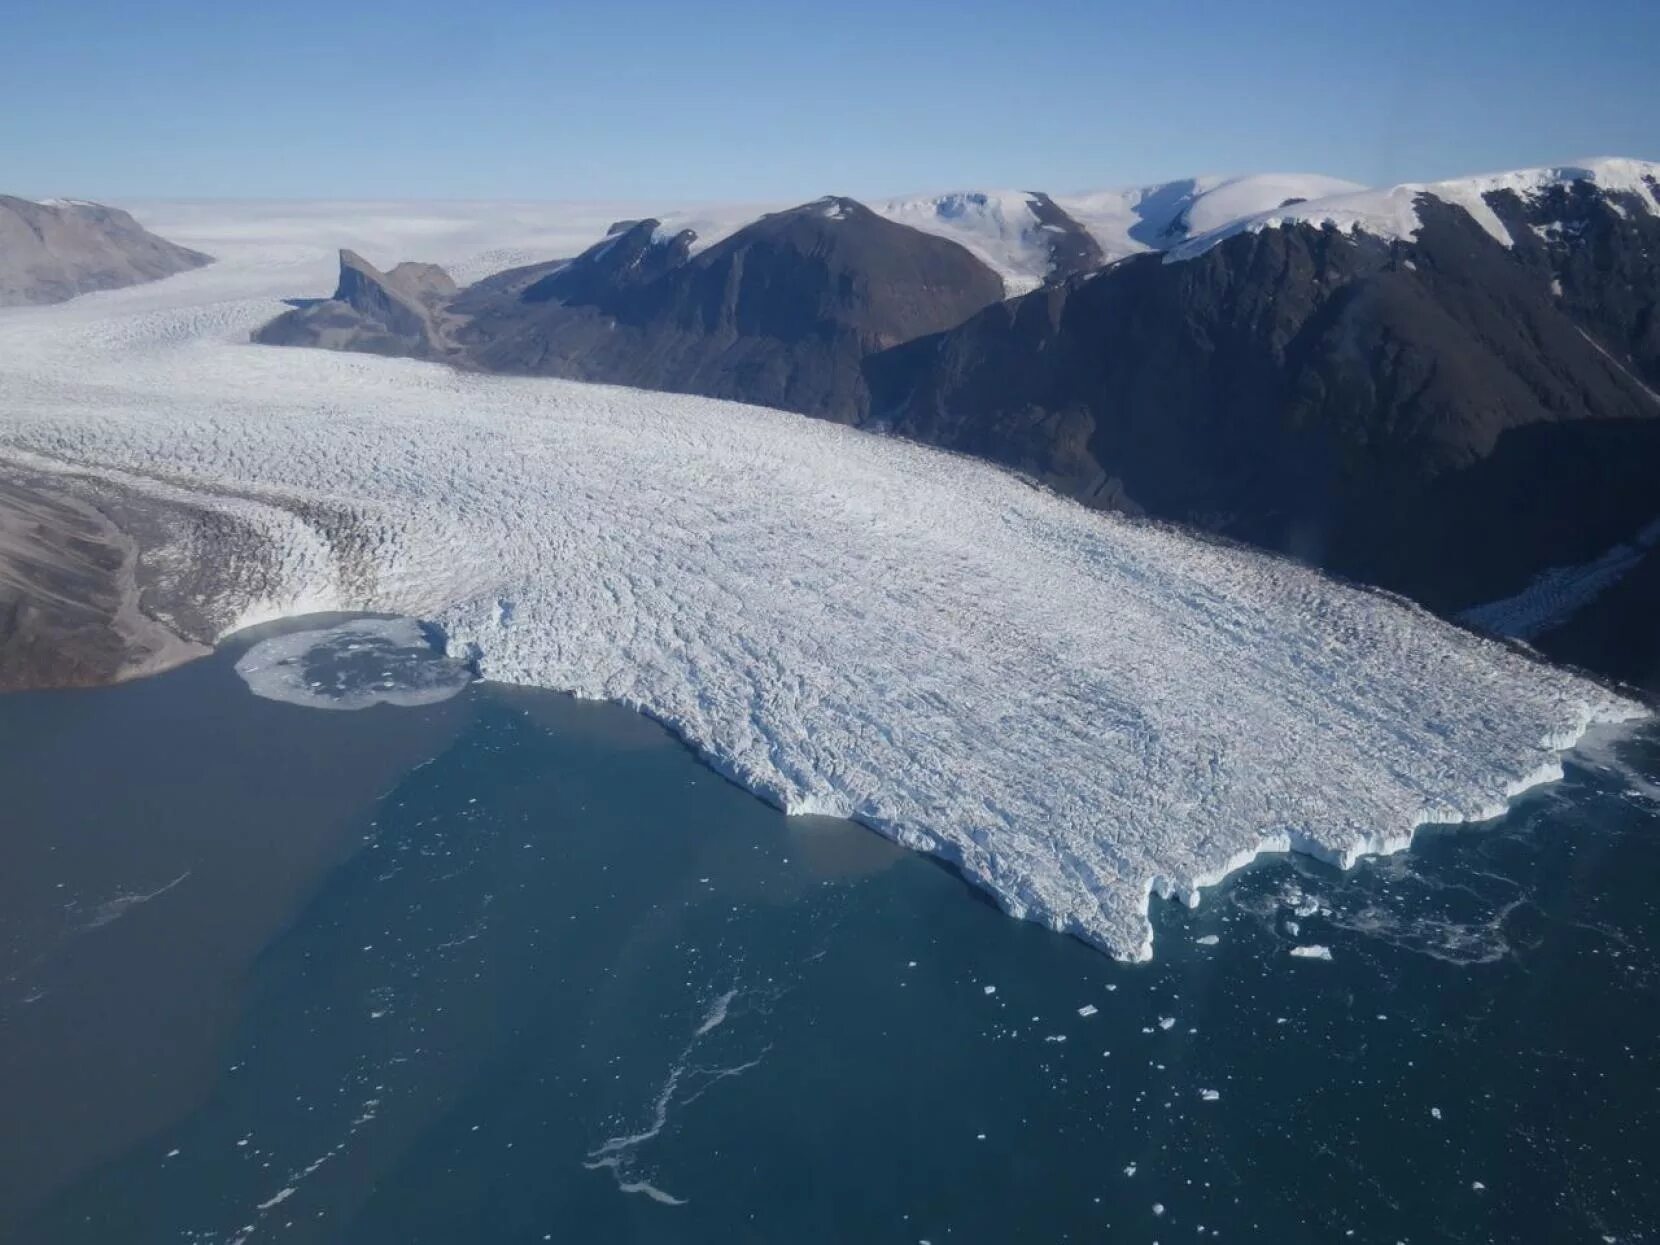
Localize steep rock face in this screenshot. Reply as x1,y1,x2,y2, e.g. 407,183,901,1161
463,198,1005,417
1024,192,1107,282
1485,176,1660,391
520,218,695,304
254,249,457,359
262,197,1006,420
867,192,1660,613
0,196,211,306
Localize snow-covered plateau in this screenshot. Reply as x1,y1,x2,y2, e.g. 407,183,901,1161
1165,157,1660,259
0,204,1645,961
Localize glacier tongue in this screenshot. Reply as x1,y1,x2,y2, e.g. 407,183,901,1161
0,203,1644,960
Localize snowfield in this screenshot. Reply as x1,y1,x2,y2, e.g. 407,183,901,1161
1054,172,1366,258
872,175,1368,293
0,204,1644,960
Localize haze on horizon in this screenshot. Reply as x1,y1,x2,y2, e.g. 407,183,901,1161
3,0,1657,203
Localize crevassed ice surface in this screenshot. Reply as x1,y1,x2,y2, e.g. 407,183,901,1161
0,204,1643,960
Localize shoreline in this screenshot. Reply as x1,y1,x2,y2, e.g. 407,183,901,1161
0,467,210,692
2,456,1650,961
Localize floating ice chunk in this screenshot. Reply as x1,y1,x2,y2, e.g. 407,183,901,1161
983,985,997,996
1077,1004,1098,1017
1289,945,1333,960
1431,1107,1442,1120
1195,934,1220,946
1200,1088,1221,1101
235,618,471,711
1158,1016,1176,1030
1153,1203,1166,1216
1123,1163,1137,1177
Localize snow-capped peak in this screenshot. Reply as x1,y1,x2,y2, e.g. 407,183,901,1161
1165,157,1660,261
872,176,1370,294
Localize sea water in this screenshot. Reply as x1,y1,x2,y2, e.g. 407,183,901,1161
2,617,1656,1243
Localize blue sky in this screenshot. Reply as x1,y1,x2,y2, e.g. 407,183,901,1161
5,0,1657,201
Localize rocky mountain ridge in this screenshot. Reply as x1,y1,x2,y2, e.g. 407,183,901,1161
0,195,211,306
252,157,1660,684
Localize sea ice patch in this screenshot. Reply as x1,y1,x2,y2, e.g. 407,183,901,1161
1289,945,1334,961
234,618,472,711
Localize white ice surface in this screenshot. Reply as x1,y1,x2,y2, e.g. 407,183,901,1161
870,175,1368,293
0,202,1644,961
1460,517,1660,641
124,198,773,285
1055,173,1366,262
872,190,1064,295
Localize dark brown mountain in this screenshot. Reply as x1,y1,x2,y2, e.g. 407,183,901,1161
257,197,1006,418
865,188,1660,630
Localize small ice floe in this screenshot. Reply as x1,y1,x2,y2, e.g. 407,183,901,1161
1195,934,1220,946
1199,1088,1220,1101
1123,1163,1137,1177
1044,1034,1067,1043
1105,984,1117,992
983,985,997,995
256,1187,296,1211
1153,1203,1166,1217
1284,920,1301,937
1077,1004,1098,1018
1289,945,1333,960
235,618,472,711
1471,1181,1486,1192
1431,1107,1442,1120
1158,1016,1177,1030
165,1148,181,1158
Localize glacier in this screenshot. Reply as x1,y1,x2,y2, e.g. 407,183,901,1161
0,202,1644,961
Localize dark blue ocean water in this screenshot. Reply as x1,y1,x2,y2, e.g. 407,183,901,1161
2,616,1657,1243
